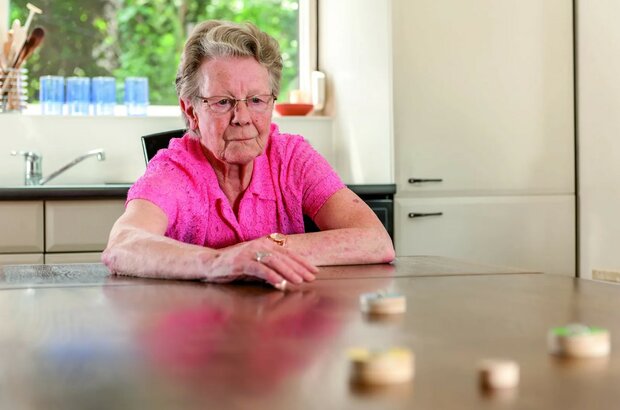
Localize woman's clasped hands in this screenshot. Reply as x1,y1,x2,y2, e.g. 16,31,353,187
206,235,318,290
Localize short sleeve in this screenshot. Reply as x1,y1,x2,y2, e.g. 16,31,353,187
127,155,186,231
285,137,345,218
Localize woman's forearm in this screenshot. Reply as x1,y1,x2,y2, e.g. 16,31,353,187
288,227,395,266
102,226,219,280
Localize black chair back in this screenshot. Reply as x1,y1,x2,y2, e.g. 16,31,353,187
141,129,186,165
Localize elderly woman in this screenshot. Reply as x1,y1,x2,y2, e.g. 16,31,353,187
103,20,394,289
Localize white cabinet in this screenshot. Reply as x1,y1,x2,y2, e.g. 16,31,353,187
393,0,574,194
395,196,575,275
44,252,103,264
0,201,44,253
392,0,575,274
0,199,124,265
45,200,125,252
0,253,44,265
0,201,44,266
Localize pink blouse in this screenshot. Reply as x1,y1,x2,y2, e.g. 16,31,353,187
127,123,345,248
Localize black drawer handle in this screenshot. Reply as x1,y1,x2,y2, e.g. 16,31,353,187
408,212,443,218
408,178,443,184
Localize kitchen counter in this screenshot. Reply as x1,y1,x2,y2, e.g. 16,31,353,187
0,183,396,200
0,183,133,200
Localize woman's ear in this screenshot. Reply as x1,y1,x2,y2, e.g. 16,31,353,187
180,98,199,130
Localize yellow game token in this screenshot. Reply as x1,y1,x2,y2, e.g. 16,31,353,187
348,347,414,385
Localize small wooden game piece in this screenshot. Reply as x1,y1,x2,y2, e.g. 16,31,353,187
348,347,414,385
548,324,610,358
478,359,520,389
359,292,406,315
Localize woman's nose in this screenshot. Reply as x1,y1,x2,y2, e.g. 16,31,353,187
231,100,252,125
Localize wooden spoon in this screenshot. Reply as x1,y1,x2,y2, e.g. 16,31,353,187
8,19,24,67
10,4,42,68
14,27,45,68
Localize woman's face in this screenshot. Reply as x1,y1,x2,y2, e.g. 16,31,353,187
182,56,274,167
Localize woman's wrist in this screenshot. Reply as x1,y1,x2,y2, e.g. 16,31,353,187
267,232,287,247
197,248,222,278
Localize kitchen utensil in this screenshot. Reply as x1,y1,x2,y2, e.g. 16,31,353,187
2,30,13,65
14,27,45,68
22,3,43,34
9,19,25,67
0,28,6,70
10,3,42,67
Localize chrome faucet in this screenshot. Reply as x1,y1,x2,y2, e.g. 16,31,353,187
10,149,106,186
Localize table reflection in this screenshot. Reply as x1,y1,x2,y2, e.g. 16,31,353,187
103,265,395,400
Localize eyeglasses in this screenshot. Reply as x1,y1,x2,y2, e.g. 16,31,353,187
198,94,277,114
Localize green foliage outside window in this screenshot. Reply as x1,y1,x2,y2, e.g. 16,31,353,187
9,0,299,105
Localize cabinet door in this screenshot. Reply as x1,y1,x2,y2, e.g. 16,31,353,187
0,253,44,265
0,201,44,253
395,196,575,275
393,0,574,194
45,200,125,252
45,252,102,264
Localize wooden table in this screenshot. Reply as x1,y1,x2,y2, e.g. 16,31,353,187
0,256,618,409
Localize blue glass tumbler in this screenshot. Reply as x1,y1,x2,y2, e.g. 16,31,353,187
66,77,91,115
91,76,116,116
124,77,149,116
39,75,65,115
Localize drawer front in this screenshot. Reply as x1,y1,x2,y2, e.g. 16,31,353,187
45,200,125,252
0,253,44,265
0,201,44,253
395,195,575,276
45,252,103,264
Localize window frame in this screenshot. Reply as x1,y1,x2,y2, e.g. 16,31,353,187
1,0,317,112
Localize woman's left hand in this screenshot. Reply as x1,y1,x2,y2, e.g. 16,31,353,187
206,236,318,289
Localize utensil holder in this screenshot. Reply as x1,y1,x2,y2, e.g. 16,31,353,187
0,68,28,113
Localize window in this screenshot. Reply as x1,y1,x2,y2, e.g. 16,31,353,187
5,0,310,106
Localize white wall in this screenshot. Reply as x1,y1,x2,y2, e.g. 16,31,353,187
577,1,620,279
0,114,334,186
318,0,394,184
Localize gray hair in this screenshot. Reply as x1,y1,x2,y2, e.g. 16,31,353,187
175,20,283,128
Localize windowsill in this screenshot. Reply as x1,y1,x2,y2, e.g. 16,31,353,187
19,104,331,120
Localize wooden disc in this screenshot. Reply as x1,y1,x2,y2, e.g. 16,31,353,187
478,359,520,389
348,347,414,385
548,324,610,358
360,292,407,315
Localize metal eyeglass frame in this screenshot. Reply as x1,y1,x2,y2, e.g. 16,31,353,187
198,94,277,114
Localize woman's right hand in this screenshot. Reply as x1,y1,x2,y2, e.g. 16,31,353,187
205,236,318,289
